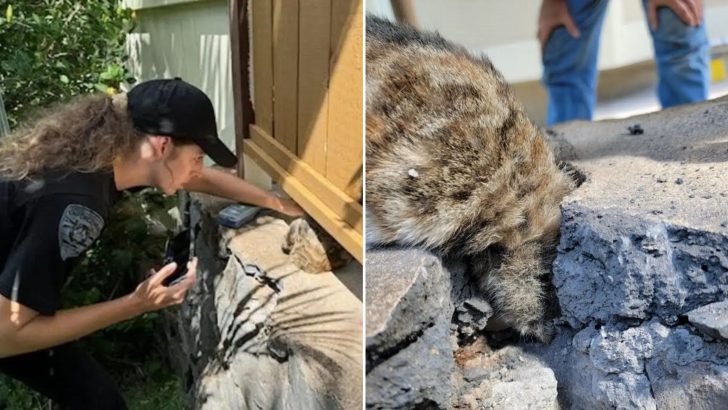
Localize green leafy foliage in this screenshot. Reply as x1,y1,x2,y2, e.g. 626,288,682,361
62,189,179,374
0,378,46,409
0,0,135,128
122,361,192,410
0,2,190,407
0,358,191,410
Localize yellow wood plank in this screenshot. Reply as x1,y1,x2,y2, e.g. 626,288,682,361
252,0,273,136
244,139,363,263
250,124,362,234
272,0,299,153
297,0,331,174
327,0,363,202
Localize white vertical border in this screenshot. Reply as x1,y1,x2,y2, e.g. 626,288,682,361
360,1,367,409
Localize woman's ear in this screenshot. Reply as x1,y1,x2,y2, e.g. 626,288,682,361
147,135,172,160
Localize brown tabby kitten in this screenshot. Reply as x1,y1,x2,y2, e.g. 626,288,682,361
365,16,577,342
283,218,353,274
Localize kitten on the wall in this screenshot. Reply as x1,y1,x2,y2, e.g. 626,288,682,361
366,16,578,342
283,218,353,274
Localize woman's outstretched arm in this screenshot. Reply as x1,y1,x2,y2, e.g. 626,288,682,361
182,167,304,217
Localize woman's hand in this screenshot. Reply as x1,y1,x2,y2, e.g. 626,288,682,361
182,167,306,217
131,258,198,313
272,196,305,217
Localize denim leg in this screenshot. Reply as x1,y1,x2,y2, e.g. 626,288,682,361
643,1,709,107
542,0,610,126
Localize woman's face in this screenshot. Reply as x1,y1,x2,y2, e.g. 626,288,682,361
154,141,204,195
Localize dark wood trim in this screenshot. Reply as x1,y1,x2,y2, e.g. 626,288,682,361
229,0,254,177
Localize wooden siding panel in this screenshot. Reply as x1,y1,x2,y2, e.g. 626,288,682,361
326,0,363,201
297,0,330,174
250,125,362,234
272,0,299,153
244,138,363,263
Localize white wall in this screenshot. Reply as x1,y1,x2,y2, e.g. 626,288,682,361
367,0,728,83
124,0,271,188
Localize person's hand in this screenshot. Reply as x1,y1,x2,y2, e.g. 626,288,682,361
272,196,305,217
538,0,581,52
131,258,198,313
647,0,702,30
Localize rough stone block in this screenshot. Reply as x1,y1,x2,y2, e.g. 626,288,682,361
366,248,467,408
457,346,558,410
366,248,458,369
164,200,362,410
686,300,728,341
550,97,728,328
528,320,728,409
366,319,454,409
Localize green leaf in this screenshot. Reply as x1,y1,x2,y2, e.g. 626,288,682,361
99,63,124,83
5,5,12,24
59,74,69,84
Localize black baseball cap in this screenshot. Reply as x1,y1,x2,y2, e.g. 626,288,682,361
127,78,238,167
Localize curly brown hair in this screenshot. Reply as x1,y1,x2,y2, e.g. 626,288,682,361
0,92,145,180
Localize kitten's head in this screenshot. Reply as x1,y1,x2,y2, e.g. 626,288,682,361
283,218,352,274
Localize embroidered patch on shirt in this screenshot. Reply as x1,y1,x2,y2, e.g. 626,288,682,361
58,204,104,261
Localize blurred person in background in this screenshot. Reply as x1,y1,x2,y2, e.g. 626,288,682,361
539,0,709,126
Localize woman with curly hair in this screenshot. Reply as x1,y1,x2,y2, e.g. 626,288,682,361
0,78,303,409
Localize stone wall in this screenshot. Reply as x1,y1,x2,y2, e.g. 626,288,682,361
161,196,362,409
366,96,728,408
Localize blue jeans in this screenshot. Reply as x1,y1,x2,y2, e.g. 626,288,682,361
542,0,709,126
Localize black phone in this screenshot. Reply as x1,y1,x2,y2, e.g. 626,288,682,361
162,229,191,286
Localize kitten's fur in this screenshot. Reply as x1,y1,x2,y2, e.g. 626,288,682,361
366,16,577,341
283,218,352,274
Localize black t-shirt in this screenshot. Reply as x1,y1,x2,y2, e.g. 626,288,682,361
0,171,122,315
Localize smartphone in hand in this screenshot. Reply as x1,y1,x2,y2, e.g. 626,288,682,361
162,229,191,286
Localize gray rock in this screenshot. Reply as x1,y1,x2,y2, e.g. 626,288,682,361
366,318,454,409
646,323,728,410
454,296,493,338
555,205,728,327
526,320,728,410
366,248,467,409
589,325,654,374
482,367,558,410
551,97,728,328
162,198,362,409
366,248,457,369
686,300,728,341
457,346,558,410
